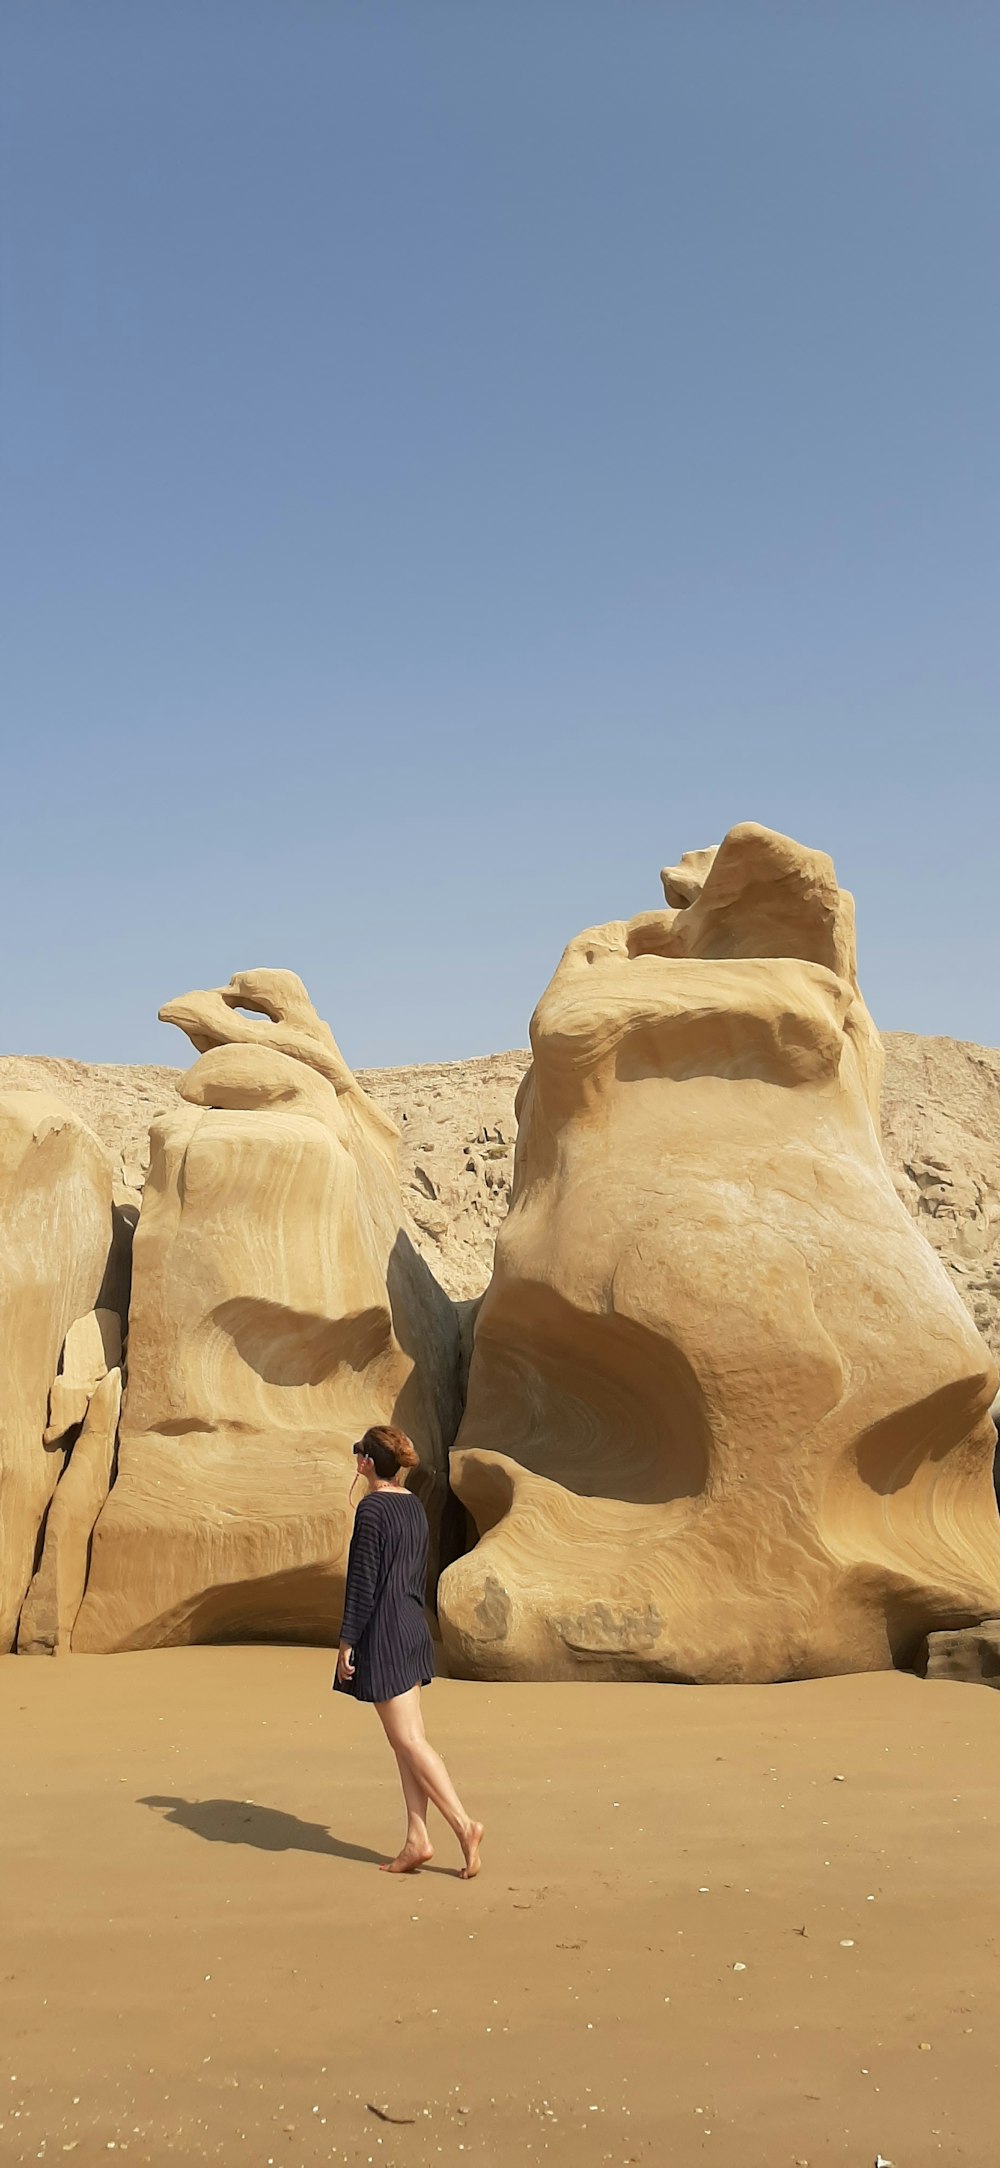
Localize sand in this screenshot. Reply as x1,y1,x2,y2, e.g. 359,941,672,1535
3,1653,1000,2168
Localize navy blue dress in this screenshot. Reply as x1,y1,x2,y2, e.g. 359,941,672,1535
334,1489,435,1703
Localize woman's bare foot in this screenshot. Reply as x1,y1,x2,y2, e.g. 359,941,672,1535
380,1841,433,1874
459,1820,484,1880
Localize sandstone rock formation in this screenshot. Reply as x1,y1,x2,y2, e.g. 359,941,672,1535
882,1035,1000,1365
73,973,461,1652
2,855,997,1678
0,1093,114,1651
44,1308,122,1446
0,1054,181,1186
18,1368,123,1655
438,824,1000,1684
3,1038,997,1348
922,1620,1000,1688
355,1056,525,1303
0,1051,525,1305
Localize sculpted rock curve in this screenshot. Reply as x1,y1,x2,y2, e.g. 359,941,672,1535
74,973,461,1652
18,1367,123,1655
438,825,1000,1683
0,1092,114,1651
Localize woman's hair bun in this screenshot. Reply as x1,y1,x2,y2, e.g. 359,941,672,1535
362,1424,419,1471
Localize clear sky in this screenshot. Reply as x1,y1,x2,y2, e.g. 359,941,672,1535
1,2,996,1069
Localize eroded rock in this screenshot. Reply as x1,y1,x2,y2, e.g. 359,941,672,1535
438,825,1000,1684
881,1035,1000,1365
922,1621,1000,1688
74,974,461,1652
44,1308,122,1446
0,1092,114,1651
1,1037,997,1339
18,1368,123,1655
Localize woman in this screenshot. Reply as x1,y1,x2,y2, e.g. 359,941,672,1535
334,1424,484,1879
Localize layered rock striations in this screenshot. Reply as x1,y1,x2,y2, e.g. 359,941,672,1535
438,825,1000,1684
18,1367,123,1655
3,1038,997,1351
3,839,999,1679
73,973,461,1652
0,1092,115,1650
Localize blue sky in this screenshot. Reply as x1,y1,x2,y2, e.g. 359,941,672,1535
1,2,996,1068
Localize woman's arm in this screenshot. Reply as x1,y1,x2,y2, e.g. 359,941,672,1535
339,1501,383,1651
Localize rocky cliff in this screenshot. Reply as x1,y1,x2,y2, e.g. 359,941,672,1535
1,1032,997,1355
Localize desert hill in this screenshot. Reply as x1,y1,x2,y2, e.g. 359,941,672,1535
1,1031,998,1353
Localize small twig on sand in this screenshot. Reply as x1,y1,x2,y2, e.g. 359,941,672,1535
366,2103,416,2125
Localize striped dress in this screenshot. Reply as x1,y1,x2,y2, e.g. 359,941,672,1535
334,1488,435,1703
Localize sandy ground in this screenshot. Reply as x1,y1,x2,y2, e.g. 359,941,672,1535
3,1654,1000,2168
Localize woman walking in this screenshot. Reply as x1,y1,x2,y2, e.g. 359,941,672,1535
334,1425,484,1879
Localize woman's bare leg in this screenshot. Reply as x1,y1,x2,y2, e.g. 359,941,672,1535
378,1743,433,1874
378,1687,484,1878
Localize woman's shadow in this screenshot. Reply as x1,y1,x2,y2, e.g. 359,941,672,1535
138,1796,447,1871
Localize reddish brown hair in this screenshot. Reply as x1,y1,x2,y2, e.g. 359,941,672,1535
358,1425,419,1479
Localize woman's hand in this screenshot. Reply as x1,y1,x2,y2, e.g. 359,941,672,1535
336,1641,355,1684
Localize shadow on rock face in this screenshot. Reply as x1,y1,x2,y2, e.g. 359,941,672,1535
438,823,1000,1686
210,1297,392,1386
138,1794,387,1864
